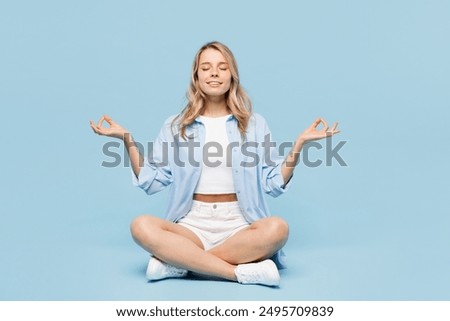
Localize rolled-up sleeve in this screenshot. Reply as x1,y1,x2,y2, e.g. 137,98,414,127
260,119,293,197
132,124,173,195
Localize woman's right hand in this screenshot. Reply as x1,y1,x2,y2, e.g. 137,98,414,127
89,114,129,140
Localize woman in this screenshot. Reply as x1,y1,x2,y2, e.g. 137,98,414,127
90,41,339,286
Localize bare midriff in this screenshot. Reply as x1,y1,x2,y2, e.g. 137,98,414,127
193,193,238,203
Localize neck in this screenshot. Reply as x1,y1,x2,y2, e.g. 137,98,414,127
203,96,229,117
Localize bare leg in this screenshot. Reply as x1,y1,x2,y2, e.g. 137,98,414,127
208,216,289,265
130,215,237,281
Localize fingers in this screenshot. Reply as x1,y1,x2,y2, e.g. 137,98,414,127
310,118,322,130
89,120,97,133
89,119,110,136
331,122,339,132
97,115,105,128
310,117,328,131
89,120,103,135
332,122,340,134
90,115,118,137
321,118,329,132
310,118,340,136
104,114,114,125
91,114,112,135
89,120,96,131
326,122,340,136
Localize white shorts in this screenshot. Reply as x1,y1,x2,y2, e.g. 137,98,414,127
177,200,250,250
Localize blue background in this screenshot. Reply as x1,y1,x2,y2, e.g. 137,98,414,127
1,0,449,300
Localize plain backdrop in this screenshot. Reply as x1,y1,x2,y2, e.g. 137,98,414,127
1,0,449,300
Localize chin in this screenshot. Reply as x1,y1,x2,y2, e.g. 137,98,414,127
208,92,229,98
202,89,227,97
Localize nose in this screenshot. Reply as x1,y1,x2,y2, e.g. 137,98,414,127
210,68,219,77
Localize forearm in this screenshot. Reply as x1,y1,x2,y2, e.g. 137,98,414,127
281,138,305,185
123,133,144,178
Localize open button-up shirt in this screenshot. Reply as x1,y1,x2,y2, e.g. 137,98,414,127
132,113,292,268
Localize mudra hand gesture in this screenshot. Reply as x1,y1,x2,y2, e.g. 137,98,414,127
297,118,340,143
89,114,129,140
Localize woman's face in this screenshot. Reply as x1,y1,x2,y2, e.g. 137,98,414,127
197,48,232,99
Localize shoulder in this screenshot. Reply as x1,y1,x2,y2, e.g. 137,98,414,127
247,112,269,131
163,114,180,126
250,113,266,123
156,114,181,139
243,113,271,141
162,113,182,130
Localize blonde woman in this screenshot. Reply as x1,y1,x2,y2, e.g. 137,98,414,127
90,41,339,286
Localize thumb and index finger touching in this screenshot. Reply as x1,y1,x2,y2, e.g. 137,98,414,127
310,117,341,135
89,114,114,135
310,117,328,130
97,114,114,126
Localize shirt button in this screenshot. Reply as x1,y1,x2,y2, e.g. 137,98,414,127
213,204,217,209
237,191,241,194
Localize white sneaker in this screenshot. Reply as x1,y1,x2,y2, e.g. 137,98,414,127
235,259,280,286
146,256,188,281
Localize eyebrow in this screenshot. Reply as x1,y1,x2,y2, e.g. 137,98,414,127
199,62,228,66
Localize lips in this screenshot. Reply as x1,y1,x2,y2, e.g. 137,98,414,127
207,81,222,87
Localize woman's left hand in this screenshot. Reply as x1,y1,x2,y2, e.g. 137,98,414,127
297,118,340,143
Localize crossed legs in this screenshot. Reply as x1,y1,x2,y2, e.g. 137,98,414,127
130,215,289,281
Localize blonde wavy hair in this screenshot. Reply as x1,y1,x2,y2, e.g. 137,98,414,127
172,41,252,140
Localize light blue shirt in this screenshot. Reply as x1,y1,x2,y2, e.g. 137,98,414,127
132,113,293,268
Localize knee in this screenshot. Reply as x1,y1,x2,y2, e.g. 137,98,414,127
130,215,158,244
267,216,289,244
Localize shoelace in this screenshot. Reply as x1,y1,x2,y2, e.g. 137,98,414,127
238,270,262,283
165,265,186,276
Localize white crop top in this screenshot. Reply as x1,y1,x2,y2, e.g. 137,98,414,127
194,114,236,194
